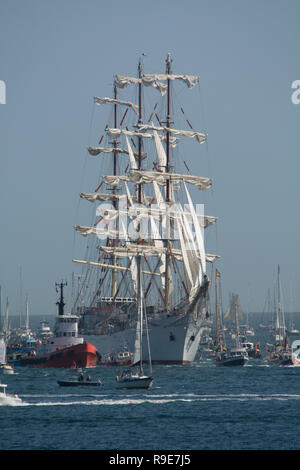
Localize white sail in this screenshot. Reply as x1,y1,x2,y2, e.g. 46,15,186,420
143,73,200,88
94,96,139,115
80,193,126,203
184,183,206,277
106,127,179,146
129,170,212,190
0,338,6,364
125,134,138,170
74,224,127,239
153,127,167,168
87,146,147,159
137,123,207,144
114,74,167,96
104,174,130,186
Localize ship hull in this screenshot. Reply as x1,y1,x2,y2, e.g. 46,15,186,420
20,341,100,368
82,312,206,365
216,357,247,367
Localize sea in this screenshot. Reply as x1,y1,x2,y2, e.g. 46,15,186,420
1,313,300,452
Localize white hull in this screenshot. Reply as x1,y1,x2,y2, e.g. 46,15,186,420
0,365,14,375
83,311,206,365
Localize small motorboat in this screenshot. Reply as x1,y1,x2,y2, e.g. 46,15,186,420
0,363,14,374
57,373,103,387
0,382,22,405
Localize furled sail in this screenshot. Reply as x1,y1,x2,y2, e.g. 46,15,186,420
114,73,200,94
129,170,212,190
80,193,126,203
137,123,207,144
94,96,139,115
87,146,147,159
114,75,167,96
106,127,179,146
143,73,200,89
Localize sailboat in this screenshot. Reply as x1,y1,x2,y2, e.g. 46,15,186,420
116,254,153,389
72,54,217,364
267,265,292,365
214,271,248,366
287,286,299,336
0,337,14,374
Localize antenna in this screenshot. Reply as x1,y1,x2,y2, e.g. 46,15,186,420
55,281,67,316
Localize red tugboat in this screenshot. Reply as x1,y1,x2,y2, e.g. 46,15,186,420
21,282,101,368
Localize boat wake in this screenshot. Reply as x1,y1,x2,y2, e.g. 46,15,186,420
17,392,300,406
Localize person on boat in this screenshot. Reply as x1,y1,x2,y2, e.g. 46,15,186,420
78,373,84,382
87,375,91,381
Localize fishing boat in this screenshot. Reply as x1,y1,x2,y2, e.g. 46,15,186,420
57,372,103,386
213,270,248,366
20,283,101,368
267,266,292,365
72,54,217,365
240,340,261,358
100,349,133,366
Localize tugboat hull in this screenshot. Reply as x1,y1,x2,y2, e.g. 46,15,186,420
20,341,100,368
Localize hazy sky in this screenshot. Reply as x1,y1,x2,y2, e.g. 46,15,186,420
0,0,299,319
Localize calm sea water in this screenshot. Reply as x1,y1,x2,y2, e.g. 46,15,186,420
1,313,300,450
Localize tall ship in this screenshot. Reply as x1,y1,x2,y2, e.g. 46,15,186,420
72,54,219,364
21,283,100,368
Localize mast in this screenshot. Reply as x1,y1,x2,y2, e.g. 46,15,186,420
164,53,172,310
277,264,285,343
215,270,221,347
137,58,143,204
137,57,143,373
111,82,118,298
56,281,67,316
0,286,2,333
25,295,29,331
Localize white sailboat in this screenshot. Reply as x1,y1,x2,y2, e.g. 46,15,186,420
0,337,14,374
72,55,217,364
116,255,153,389
267,265,292,365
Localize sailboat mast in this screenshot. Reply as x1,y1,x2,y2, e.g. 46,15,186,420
215,270,220,345
0,286,2,333
164,53,172,311
25,295,29,331
277,264,285,341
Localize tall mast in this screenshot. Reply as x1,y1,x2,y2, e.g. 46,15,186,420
111,82,118,298
164,53,172,310
137,58,143,204
215,270,220,346
0,286,2,333
25,295,29,331
137,58,143,373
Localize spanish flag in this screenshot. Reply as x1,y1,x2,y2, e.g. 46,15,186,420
216,269,221,278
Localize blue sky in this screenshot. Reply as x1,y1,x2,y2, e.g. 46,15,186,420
0,0,299,318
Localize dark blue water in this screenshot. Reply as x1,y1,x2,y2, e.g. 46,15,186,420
1,314,300,450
